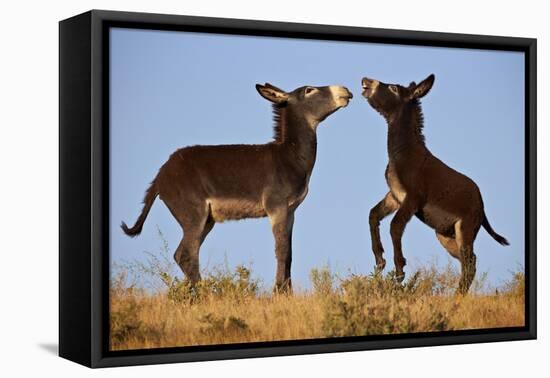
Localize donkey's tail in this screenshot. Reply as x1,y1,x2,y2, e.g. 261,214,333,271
121,179,158,237
482,213,509,246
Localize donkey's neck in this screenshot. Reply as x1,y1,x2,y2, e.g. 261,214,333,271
387,101,427,160
273,105,318,173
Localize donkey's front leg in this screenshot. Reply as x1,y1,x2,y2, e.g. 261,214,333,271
389,196,417,282
369,192,399,271
269,208,295,293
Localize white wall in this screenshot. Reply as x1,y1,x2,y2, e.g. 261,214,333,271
0,0,546,376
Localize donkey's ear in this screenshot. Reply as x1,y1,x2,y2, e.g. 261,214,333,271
411,74,435,99
264,82,286,93
256,83,288,104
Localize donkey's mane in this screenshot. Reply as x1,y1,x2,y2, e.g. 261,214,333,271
388,99,427,157
409,99,426,144
271,103,288,143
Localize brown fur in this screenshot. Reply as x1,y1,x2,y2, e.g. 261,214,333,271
122,83,352,292
362,74,508,294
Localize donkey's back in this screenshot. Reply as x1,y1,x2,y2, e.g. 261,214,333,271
156,144,275,222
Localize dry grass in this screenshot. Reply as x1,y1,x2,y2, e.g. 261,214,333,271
110,241,525,351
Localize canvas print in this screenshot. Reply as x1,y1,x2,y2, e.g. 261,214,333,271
109,27,525,351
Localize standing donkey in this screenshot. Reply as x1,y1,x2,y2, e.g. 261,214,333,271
361,74,508,294
122,83,353,292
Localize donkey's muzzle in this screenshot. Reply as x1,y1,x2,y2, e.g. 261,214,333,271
341,87,353,99
361,77,373,88
330,86,353,108
361,77,379,98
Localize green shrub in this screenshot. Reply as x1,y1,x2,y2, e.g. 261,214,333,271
161,264,260,304
310,267,335,296
502,270,525,298
320,270,452,337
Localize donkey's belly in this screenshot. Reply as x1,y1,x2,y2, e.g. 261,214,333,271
207,198,267,222
417,204,457,234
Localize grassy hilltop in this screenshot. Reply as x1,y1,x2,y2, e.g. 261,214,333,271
110,237,524,351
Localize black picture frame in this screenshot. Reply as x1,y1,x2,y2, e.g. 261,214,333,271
59,9,537,368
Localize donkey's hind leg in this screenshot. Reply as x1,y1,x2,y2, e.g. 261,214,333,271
199,213,215,246
369,192,399,271
435,232,460,260
178,213,215,281
172,203,211,284
454,220,477,295
174,236,201,283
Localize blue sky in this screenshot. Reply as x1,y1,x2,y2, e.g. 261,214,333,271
110,27,525,289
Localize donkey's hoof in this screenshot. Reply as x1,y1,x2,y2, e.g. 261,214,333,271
375,259,386,272
395,272,406,283
273,281,293,295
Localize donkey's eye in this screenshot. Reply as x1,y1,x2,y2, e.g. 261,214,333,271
389,85,398,94
304,87,316,95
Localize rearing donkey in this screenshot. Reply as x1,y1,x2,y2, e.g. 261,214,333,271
122,83,353,292
361,74,508,294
